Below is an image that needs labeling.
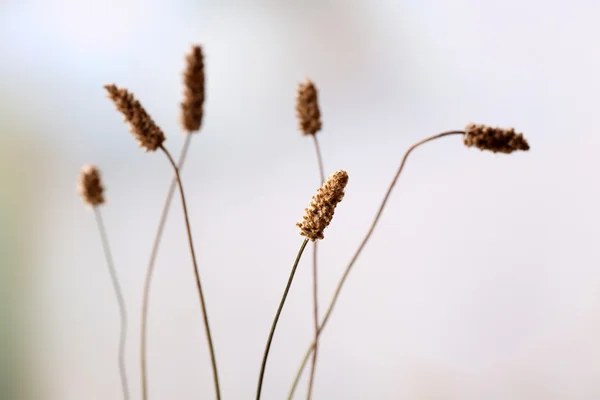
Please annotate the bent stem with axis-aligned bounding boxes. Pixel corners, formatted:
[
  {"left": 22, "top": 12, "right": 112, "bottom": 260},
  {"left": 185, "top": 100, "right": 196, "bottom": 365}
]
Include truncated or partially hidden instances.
[
  {"left": 93, "top": 207, "right": 130, "bottom": 400},
  {"left": 256, "top": 238, "right": 310, "bottom": 400},
  {"left": 287, "top": 130, "right": 465, "bottom": 399},
  {"left": 307, "top": 134, "right": 325, "bottom": 400},
  {"left": 140, "top": 134, "right": 193, "bottom": 400},
  {"left": 160, "top": 144, "right": 222, "bottom": 400}
]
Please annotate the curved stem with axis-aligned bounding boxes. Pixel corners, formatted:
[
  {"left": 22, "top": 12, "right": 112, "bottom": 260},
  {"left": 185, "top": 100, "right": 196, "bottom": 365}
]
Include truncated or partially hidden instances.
[
  {"left": 307, "top": 134, "right": 325, "bottom": 400},
  {"left": 287, "top": 130, "right": 465, "bottom": 399},
  {"left": 160, "top": 144, "right": 222, "bottom": 400},
  {"left": 93, "top": 207, "right": 130, "bottom": 400},
  {"left": 140, "top": 134, "right": 192, "bottom": 400},
  {"left": 256, "top": 238, "right": 310, "bottom": 400}
]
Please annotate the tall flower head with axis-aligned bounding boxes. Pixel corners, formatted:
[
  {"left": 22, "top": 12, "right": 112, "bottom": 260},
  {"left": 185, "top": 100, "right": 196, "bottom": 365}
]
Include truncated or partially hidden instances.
[
  {"left": 464, "top": 123, "right": 529, "bottom": 154},
  {"left": 104, "top": 84, "right": 166, "bottom": 152},
  {"left": 296, "top": 79, "right": 322, "bottom": 136},
  {"left": 78, "top": 164, "right": 105, "bottom": 207},
  {"left": 181, "top": 45, "right": 205, "bottom": 132},
  {"left": 297, "top": 170, "right": 349, "bottom": 241}
]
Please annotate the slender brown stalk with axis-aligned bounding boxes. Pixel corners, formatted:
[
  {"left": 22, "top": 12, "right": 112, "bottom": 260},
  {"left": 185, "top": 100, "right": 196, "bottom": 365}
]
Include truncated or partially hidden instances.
[
  {"left": 307, "top": 134, "right": 325, "bottom": 400},
  {"left": 256, "top": 238, "right": 310, "bottom": 400},
  {"left": 140, "top": 134, "right": 193, "bottom": 400},
  {"left": 311, "top": 135, "right": 325, "bottom": 185},
  {"left": 93, "top": 207, "right": 130, "bottom": 400},
  {"left": 160, "top": 144, "right": 221, "bottom": 400},
  {"left": 287, "top": 130, "right": 465, "bottom": 399}
]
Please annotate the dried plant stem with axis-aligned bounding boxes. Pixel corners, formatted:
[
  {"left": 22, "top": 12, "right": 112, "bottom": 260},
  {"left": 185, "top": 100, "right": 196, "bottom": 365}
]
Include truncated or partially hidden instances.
[
  {"left": 256, "top": 238, "right": 310, "bottom": 400},
  {"left": 311, "top": 135, "right": 325, "bottom": 185},
  {"left": 287, "top": 130, "right": 465, "bottom": 399},
  {"left": 93, "top": 207, "right": 130, "bottom": 400},
  {"left": 160, "top": 144, "right": 221, "bottom": 400},
  {"left": 307, "top": 135, "right": 325, "bottom": 400},
  {"left": 140, "top": 134, "right": 193, "bottom": 400}
]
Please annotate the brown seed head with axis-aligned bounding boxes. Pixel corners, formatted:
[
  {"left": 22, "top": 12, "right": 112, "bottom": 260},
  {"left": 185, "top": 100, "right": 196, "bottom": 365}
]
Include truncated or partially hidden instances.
[
  {"left": 181, "top": 45, "right": 205, "bottom": 132},
  {"left": 297, "top": 170, "right": 348, "bottom": 241},
  {"left": 104, "top": 84, "right": 165, "bottom": 152},
  {"left": 464, "top": 123, "right": 530, "bottom": 154},
  {"left": 78, "top": 164, "right": 105, "bottom": 207},
  {"left": 296, "top": 79, "right": 322, "bottom": 135}
]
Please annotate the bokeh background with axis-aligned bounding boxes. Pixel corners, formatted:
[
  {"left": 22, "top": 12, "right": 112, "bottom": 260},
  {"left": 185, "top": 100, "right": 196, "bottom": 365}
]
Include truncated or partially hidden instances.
[{"left": 2, "top": 0, "right": 600, "bottom": 399}]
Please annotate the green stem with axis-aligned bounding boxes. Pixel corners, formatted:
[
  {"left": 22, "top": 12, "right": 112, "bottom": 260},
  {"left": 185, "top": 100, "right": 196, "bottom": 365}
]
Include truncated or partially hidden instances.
[{"left": 256, "top": 238, "right": 310, "bottom": 400}]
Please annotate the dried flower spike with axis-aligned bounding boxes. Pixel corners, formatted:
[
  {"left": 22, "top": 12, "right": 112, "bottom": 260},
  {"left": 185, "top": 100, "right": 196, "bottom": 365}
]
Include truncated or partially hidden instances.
[
  {"left": 464, "top": 123, "right": 530, "bottom": 154},
  {"left": 297, "top": 170, "right": 348, "bottom": 241},
  {"left": 296, "top": 79, "right": 322, "bottom": 136},
  {"left": 78, "top": 164, "right": 105, "bottom": 207},
  {"left": 181, "top": 45, "right": 205, "bottom": 132},
  {"left": 104, "top": 84, "right": 165, "bottom": 152}
]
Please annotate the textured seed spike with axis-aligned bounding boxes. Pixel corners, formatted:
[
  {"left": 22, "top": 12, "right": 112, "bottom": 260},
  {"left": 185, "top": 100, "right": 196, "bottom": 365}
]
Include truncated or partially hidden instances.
[
  {"left": 296, "top": 79, "right": 322, "bottom": 136},
  {"left": 297, "top": 170, "right": 348, "bottom": 241},
  {"left": 104, "top": 84, "right": 166, "bottom": 152},
  {"left": 181, "top": 45, "right": 205, "bottom": 132},
  {"left": 464, "top": 123, "right": 530, "bottom": 154},
  {"left": 78, "top": 164, "right": 105, "bottom": 207}
]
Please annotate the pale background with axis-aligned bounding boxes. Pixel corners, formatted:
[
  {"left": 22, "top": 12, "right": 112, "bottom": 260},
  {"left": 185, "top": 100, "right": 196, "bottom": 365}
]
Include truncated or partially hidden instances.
[{"left": 1, "top": 0, "right": 600, "bottom": 399}]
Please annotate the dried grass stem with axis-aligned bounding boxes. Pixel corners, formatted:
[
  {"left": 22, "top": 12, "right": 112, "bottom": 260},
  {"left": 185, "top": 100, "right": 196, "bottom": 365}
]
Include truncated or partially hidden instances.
[{"left": 287, "top": 130, "right": 465, "bottom": 399}]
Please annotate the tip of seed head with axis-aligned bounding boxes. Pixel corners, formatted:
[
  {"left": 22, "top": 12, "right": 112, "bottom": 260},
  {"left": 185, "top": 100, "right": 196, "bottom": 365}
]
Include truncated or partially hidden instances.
[
  {"left": 78, "top": 164, "right": 105, "bottom": 207},
  {"left": 181, "top": 45, "right": 205, "bottom": 133},
  {"left": 464, "top": 123, "right": 530, "bottom": 154},
  {"left": 297, "top": 170, "right": 348, "bottom": 241},
  {"left": 104, "top": 84, "right": 166, "bottom": 152},
  {"left": 296, "top": 78, "right": 322, "bottom": 136}
]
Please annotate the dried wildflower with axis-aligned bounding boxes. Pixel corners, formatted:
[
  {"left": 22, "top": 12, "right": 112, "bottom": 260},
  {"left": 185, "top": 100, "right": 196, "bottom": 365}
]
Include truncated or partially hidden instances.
[
  {"left": 464, "top": 123, "right": 529, "bottom": 154},
  {"left": 78, "top": 164, "right": 105, "bottom": 207},
  {"left": 297, "top": 170, "right": 348, "bottom": 241},
  {"left": 181, "top": 45, "right": 205, "bottom": 132},
  {"left": 104, "top": 84, "right": 165, "bottom": 151},
  {"left": 296, "top": 79, "right": 322, "bottom": 136}
]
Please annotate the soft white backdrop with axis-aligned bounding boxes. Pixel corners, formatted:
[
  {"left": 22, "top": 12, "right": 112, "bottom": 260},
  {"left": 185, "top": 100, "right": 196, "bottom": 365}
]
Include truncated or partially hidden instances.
[{"left": 1, "top": 0, "right": 600, "bottom": 399}]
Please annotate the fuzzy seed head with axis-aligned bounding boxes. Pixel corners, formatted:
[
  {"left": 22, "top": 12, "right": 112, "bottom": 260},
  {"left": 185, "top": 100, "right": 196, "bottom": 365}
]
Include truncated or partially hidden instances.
[
  {"left": 464, "top": 123, "right": 530, "bottom": 154},
  {"left": 78, "top": 164, "right": 105, "bottom": 207},
  {"left": 104, "top": 84, "right": 165, "bottom": 152},
  {"left": 297, "top": 170, "right": 348, "bottom": 241},
  {"left": 296, "top": 79, "right": 322, "bottom": 135},
  {"left": 181, "top": 45, "right": 205, "bottom": 132}
]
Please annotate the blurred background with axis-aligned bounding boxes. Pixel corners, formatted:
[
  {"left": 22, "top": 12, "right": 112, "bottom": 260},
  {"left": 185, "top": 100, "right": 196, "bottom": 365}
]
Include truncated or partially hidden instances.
[{"left": 1, "top": 0, "right": 600, "bottom": 399}]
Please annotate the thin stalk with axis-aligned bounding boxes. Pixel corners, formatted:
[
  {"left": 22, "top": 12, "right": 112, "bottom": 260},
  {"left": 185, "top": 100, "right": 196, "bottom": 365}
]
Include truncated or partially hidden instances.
[
  {"left": 160, "top": 144, "right": 221, "bottom": 400},
  {"left": 307, "top": 134, "right": 325, "bottom": 400},
  {"left": 93, "top": 207, "right": 130, "bottom": 400},
  {"left": 256, "top": 238, "right": 310, "bottom": 400},
  {"left": 287, "top": 130, "right": 465, "bottom": 399},
  {"left": 311, "top": 135, "right": 325, "bottom": 185},
  {"left": 140, "top": 134, "right": 192, "bottom": 400}
]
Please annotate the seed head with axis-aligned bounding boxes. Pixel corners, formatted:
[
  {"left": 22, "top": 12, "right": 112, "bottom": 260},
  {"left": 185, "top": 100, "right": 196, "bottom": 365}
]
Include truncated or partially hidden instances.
[
  {"left": 104, "top": 84, "right": 166, "bottom": 152},
  {"left": 464, "top": 123, "right": 530, "bottom": 154},
  {"left": 297, "top": 170, "right": 348, "bottom": 241},
  {"left": 78, "top": 164, "right": 105, "bottom": 207},
  {"left": 296, "top": 79, "right": 322, "bottom": 135},
  {"left": 181, "top": 45, "right": 205, "bottom": 132}
]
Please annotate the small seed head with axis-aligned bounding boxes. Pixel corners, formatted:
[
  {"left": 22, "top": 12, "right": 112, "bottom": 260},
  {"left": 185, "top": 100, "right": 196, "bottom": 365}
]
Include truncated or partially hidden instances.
[
  {"left": 464, "top": 123, "right": 530, "bottom": 154},
  {"left": 181, "top": 45, "right": 205, "bottom": 133},
  {"left": 297, "top": 170, "right": 348, "bottom": 241},
  {"left": 104, "top": 84, "right": 166, "bottom": 152},
  {"left": 296, "top": 79, "right": 322, "bottom": 136},
  {"left": 78, "top": 164, "right": 105, "bottom": 207}
]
